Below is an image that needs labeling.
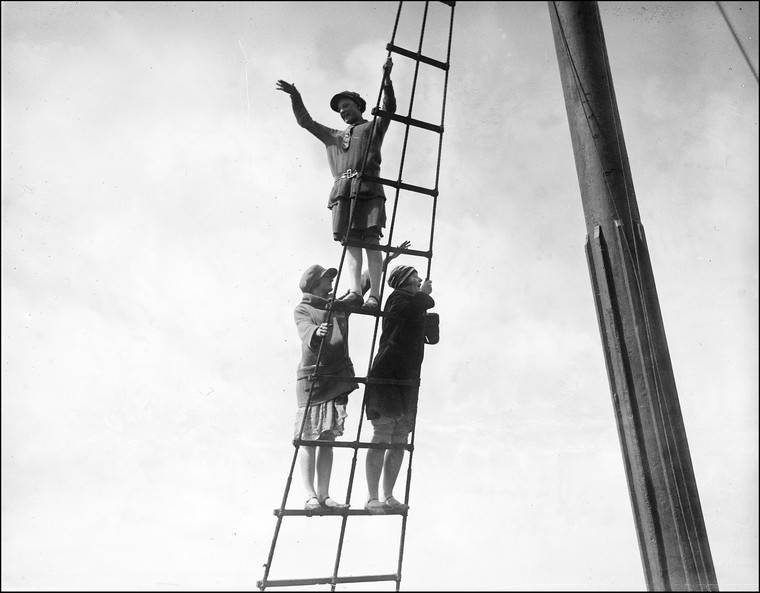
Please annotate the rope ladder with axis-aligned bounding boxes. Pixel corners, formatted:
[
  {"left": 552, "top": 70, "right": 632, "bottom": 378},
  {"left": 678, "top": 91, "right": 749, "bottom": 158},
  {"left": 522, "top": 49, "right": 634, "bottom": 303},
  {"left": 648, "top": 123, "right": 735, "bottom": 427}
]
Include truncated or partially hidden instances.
[{"left": 258, "top": 2, "right": 456, "bottom": 589}]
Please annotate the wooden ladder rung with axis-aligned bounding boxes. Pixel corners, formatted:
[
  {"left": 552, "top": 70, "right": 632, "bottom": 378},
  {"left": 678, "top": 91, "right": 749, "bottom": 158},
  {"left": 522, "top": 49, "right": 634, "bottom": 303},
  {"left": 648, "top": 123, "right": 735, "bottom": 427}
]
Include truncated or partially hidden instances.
[
  {"left": 292, "top": 438, "right": 413, "bottom": 452},
  {"left": 274, "top": 507, "right": 408, "bottom": 517},
  {"left": 258, "top": 573, "right": 399, "bottom": 589},
  {"left": 361, "top": 174, "right": 439, "bottom": 198},
  {"left": 386, "top": 42, "right": 449, "bottom": 71},
  {"left": 341, "top": 236, "right": 433, "bottom": 256},
  {"left": 372, "top": 108, "right": 443, "bottom": 134}
]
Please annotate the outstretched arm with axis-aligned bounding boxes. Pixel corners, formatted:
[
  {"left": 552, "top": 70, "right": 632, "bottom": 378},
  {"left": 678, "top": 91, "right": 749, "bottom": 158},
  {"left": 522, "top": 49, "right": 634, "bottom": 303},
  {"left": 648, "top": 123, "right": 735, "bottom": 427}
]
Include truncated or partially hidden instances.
[
  {"left": 383, "top": 58, "right": 395, "bottom": 99},
  {"left": 359, "top": 240, "right": 411, "bottom": 297},
  {"left": 383, "top": 240, "right": 411, "bottom": 272},
  {"left": 276, "top": 79, "right": 335, "bottom": 144},
  {"left": 276, "top": 79, "right": 305, "bottom": 120},
  {"left": 383, "top": 57, "right": 395, "bottom": 87},
  {"left": 380, "top": 58, "right": 397, "bottom": 124}
]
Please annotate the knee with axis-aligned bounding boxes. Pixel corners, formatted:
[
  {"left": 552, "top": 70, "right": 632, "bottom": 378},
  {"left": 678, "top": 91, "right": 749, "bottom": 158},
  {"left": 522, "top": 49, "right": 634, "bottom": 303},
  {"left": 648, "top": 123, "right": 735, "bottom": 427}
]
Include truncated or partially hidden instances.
[
  {"left": 391, "top": 428, "right": 410, "bottom": 444},
  {"left": 371, "top": 429, "right": 393, "bottom": 443}
]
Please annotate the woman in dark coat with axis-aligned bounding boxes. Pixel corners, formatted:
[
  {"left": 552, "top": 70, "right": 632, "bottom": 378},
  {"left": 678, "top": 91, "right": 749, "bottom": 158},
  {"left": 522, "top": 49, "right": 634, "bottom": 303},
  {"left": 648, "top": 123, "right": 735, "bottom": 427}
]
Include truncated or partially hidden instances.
[{"left": 363, "top": 265, "right": 435, "bottom": 513}]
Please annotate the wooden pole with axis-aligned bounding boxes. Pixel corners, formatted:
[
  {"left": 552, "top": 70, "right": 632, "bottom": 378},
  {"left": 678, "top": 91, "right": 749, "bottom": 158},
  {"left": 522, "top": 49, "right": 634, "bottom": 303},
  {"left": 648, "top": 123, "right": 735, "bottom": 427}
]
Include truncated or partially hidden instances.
[{"left": 547, "top": 2, "right": 718, "bottom": 590}]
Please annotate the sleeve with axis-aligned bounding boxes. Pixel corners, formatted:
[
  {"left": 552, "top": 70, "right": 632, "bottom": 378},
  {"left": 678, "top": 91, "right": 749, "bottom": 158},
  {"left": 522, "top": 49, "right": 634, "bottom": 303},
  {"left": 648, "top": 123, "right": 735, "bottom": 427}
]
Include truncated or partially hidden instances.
[
  {"left": 376, "top": 82, "right": 397, "bottom": 137},
  {"left": 383, "top": 82, "right": 397, "bottom": 115},
  {"left": 294, "top": 305, "right": 319, "bottom": 351},
  {"left": 290, "top": 93, "right": 339, "bottom": 146},
  {"left": 385, "top": 291, "right": 435, "bottom": 320}
]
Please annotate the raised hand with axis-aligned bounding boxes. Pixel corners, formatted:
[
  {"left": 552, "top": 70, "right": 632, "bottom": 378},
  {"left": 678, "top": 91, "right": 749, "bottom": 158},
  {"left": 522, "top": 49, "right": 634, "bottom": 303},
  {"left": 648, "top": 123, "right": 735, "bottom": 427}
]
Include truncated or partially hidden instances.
[
  {"left": 383, "top": 57, "right": 394, "bottom": 76},
  {"left": 382, "top": 58, "right": 393, "bottom": 86},
  {"left": 386, "top": 240, "right": 410, "bottom": 264},
  {"left": 276, "top": 80, "right": 298, "bottom": 95}
]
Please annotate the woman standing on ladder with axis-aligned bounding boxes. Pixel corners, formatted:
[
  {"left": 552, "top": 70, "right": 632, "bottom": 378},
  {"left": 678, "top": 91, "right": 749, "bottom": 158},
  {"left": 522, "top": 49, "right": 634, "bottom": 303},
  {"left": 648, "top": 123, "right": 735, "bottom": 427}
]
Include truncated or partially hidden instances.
[
  {"left": 293, "top": 264, "right": 359, "bottom": 512},
  {"left": 364, "top": 265, "right": 435, "bottom": 513},
  {"left": 276, "top": 58, "right": 396, "bottom": 313}
]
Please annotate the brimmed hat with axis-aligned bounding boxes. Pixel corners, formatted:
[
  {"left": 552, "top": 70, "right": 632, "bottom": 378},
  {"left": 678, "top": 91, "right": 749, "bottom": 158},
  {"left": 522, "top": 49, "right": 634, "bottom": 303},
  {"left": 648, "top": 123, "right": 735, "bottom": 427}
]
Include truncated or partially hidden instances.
[
  {"left": 299, "top": 264, "right": 337, "bottom": 293},
  {"left": 330, "top": 90, "right": 366, "bottom": 113},
  {"left": 388, "top": 265, "right": 416, "bottom": 289}
]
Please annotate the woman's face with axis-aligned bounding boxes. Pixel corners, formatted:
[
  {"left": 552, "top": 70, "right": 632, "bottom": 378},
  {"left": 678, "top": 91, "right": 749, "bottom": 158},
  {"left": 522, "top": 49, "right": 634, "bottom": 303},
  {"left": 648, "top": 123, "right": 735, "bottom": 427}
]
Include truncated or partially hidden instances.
[
  {"left": 337, "top": 98, "right": 363, "bottom": 125},
  {"left": 404, "top": 271, "right": 422, "bottom": 294}
]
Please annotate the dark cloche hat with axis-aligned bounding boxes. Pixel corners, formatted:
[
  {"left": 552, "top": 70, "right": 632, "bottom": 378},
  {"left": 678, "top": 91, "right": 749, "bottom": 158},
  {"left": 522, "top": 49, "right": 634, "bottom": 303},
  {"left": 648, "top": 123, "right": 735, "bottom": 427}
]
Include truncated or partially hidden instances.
[
  {"left": 388, "top": 265, "right": 416, "bottom": 289},
  {"left": 330, "top": 91, "right": 366, "bottom": 113}
]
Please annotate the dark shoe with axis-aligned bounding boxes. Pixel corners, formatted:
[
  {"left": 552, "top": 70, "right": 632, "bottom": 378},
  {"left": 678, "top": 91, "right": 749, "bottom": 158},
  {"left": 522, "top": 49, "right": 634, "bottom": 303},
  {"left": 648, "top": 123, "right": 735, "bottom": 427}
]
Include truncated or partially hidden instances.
[
  {"left": 331, "top": 291, "right": 363, "bottom": 311},
  {"left": 383, "top": 496, "right": 409, "bottom": 512},
  {"left": 361, "top": 295, "right": 380, "bottom": 312}
]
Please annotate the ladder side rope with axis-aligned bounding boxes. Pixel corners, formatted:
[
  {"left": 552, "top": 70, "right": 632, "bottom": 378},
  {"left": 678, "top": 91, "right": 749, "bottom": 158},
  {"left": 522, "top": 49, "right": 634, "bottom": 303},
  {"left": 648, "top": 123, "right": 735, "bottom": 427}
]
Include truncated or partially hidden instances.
[
  {"left": 324, "top": 2, "right": 408, "bottom": 590},
  {"left": 260, "top": 23, "right": 401, "bottom": 576},
  {"left": 389, "top": 5, "right": 458, "bottom": 588},
  {"left": 382, "top": 5, "right": 434, "bottom": 590},
  {"left": 328, "top": 0, "right": 423, "bottom": 457},
  {"left": 425, "top": 1, "right": 456, "bottom": 281},
  {"left": 334, "top": 2, "right": 457, "bottom": 588},
  {"left": 308, "top": 6, "right": 415, "bottom": 586},
  {"left": 333, "top": 0, "right": 454, "bottom": 584},
  {"left": 328, "top": 0, "right": 425, "bottom": 586},
  {"left": 348, "top": 0, "right": 435, "bottom": 502},
  {"left": 715, "top": 0, "right": 759, "bottom": 83},
  {"left": 259, "top": 283, "right": 345, "bottom": 588}
]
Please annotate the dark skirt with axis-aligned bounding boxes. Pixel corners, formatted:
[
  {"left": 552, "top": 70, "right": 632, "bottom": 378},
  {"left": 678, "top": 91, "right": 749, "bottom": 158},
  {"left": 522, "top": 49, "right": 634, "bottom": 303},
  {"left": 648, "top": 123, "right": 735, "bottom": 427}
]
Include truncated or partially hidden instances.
[{"left": 331, "top": 196, "right": 386, "bottom": 241}]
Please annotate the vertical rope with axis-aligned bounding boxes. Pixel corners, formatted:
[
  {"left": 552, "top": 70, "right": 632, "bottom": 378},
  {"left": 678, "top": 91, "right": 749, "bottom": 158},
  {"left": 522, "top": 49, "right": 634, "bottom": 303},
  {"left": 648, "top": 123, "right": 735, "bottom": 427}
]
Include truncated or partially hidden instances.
[
  {"left": 425, "top": 1, "right": 455, "bottom": 281},
  {"left": 715, "top": 0, "right": 759, "bottom": 83},
  {"left": 328, "top": 4, "right": 408, "bottom": 590}
]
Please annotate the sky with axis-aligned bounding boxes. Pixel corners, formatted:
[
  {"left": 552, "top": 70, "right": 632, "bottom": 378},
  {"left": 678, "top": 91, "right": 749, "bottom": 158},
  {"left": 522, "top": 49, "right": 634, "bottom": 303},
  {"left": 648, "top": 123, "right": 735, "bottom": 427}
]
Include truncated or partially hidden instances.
[{"left": 1, "top": 1, "right": 757, "bottom": 591}]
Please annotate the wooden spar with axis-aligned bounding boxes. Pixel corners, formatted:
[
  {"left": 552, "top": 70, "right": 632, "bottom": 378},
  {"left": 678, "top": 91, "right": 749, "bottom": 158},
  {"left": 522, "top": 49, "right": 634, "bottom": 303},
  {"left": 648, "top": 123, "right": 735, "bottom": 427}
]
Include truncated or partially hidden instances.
[{"left": 547, "top": 2, "right": 719, "bottom": 590}]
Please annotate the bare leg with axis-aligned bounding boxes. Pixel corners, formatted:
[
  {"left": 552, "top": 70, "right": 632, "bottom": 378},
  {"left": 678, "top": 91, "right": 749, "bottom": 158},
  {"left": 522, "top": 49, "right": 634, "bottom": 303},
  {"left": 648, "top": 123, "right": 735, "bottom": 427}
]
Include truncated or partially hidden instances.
[
  {"left": 300, "top": 446, "right": 318, "bottom": 500},
  {"left": 345, "top": 245, "right": 363, "bottom": 295},
  {"left": 366, "top": 434, "right": 390, "bottom": 502},
  {"left": 382, "top": 449, "right": 405, "bottom": 500},
  {"left": 315, "top": 444, "right": 334, "bottom": 501},
  {"left": 365, "top": 241, "right": 383, "bottom": 301}
]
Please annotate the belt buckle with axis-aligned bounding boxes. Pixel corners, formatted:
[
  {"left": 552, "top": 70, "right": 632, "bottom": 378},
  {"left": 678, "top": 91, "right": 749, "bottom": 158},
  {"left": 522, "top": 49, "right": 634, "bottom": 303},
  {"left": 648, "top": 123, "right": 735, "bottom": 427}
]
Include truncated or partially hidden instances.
[{"left": 345, "top": 169, "right": 353, "bottom": 178}]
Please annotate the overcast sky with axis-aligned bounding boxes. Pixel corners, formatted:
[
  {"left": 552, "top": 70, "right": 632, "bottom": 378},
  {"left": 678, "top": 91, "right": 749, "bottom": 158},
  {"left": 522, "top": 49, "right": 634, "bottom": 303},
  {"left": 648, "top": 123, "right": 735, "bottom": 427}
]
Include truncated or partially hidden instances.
[{"left": 2, "top": 1, "right": 757, "bottom": 591}]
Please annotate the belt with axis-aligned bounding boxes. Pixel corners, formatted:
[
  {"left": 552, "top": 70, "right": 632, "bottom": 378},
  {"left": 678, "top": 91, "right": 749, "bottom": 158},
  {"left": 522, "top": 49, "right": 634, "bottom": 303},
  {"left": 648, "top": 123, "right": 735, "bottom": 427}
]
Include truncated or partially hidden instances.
[{"left": 335, "top": 169, "right": 362, "bottom": 181}]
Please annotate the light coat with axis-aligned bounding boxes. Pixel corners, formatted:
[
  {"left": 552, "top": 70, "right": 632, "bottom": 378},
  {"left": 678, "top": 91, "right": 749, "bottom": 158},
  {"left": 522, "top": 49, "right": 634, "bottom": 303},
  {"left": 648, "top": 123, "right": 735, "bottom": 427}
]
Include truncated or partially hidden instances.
[{"left": 294, "top": 293, "right": 358, "bottom": 407}]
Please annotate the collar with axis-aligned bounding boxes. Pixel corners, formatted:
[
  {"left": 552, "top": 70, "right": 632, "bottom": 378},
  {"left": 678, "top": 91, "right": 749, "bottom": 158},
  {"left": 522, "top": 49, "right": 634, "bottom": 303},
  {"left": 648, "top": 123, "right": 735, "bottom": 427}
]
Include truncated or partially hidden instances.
[
  {"left": 300, "top": 293, "right": 330, "bottom": 309},
  {"left": 344, "top": 118, "right": 367, "bottom": 129}
]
